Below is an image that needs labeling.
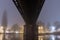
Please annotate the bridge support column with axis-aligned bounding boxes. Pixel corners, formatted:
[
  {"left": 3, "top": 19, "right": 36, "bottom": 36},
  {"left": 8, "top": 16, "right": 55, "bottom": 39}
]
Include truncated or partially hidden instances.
[{"left": 24, "top": 24, "right": 38, "bottom": 40}]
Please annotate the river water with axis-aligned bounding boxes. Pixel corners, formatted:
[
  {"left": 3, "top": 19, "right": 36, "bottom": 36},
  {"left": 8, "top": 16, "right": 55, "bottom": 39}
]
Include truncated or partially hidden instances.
[
  {"left": 0, "top": 34, "right": 60, "bottom": 40},
  {"left": 38, "top": 35, "right": 60, "bottom": 40},
  {"left": 0, "top": 33, "right": 23, "bottom": 40}
]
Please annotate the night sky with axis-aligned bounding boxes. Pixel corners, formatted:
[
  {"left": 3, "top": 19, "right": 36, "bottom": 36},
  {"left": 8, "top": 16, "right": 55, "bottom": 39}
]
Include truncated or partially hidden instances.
[
  {"left": 0, "top": 0, "right": 60, "bottom": 27},
  {"left": 0, "top": 0, "right": 25, "bottom": 27},
  {"left": 37, "top": 0, "right": 60, "bottom": 26}
]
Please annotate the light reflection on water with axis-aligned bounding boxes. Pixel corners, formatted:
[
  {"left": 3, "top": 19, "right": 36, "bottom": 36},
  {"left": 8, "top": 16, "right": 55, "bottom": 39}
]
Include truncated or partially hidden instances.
[
  {"left": 0, "top": 34, "right": 60, "bottom": 40},
  {"left": 38, "top": 35, "right": 60, "bottom": 40},
  {"left": 0, "top": 34, "right": 3, "bottom": 40},
  {"left": 0, "top": 33, "right": 23, "bottom": 40}
]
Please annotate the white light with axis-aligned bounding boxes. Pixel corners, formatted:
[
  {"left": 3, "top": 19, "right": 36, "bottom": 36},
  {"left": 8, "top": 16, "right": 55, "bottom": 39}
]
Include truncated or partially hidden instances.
[
  {"left": 50, "top": 35, "right": 55, "bottom": 40},
  {"left": 50, "top": 26, "right": 56, "bottom": 32},
  {"left": 0, "top": 27, "right": 3, "bottom": 29},
  {"left": 15, "top": 31, "right": 19, "bottom": 33},
  {"left": 0, "top": 26, "right": 4, "bottom": 33},
  {"left": 6, "top": 31, "right": 9, "bottom": 33}
]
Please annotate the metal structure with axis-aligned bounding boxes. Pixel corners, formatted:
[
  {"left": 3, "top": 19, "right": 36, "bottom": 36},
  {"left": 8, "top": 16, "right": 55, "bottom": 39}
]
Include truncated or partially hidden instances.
[{"left": 12, "top": 0, "right": 45, "bottom": 40}]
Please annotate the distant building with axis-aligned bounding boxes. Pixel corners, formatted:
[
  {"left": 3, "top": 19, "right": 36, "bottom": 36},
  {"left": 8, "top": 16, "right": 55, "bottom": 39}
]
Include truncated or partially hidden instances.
[{"left": 1, "top": 10, "right": 7, "bottom": 33}]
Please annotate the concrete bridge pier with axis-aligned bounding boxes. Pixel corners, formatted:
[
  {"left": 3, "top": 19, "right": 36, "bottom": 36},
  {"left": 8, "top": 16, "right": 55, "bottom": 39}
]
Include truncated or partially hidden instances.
[{"left": 24, "top": 24, "right": 38, "bottom": 40}]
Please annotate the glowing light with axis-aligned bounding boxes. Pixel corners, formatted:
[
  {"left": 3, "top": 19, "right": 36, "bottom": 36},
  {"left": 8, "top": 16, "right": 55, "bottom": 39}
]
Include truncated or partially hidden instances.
[
  {"left": 15, "top": 31, "right": 19, "bottom": 33},
  {"left": 50, "top": 26, "right": 56, "bottom": 32},
  {"left": 38, "top": 26, "right": 44, "bottom": 33},
  {"left": 20, "top": 26, "right": 24, "bottom": 33},
  {"left": 0, "top": 26, "right": 3, "bottom": 29},
  {"left": 0, "top": 26, "right": 4, "bottom": 33},
  {"left": 6, "top": 31, "right": 9, "bottom": 33},
  {"left": 38, "top": 36, "right": 44, "bottom": 40},
  {"left": 50, "top": 35, "right": 55, "bottom": 40},
  {"left": 0, "top": 34, "right": 3, "bottom": 40},
  {"left": 38, "top": 26, "right": 43, "bottom": 29}
]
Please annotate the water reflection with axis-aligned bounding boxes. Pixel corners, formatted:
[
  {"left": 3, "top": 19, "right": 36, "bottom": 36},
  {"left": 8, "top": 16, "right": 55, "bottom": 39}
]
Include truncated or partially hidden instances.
[
  {"left": 0, "top": 34, "right": 3, "bottom": 40},
  {"left": 38, "top": 35, "right": 60, "bottom": 40},
  {"left": 0, "top": 33, "right": 23, "bottom": 40},
  {"left": 1, "top": 34, "right": 60, "bottom": 40},
  {"left": 49, "top": 35, "right": 56, "bottom": 40}
]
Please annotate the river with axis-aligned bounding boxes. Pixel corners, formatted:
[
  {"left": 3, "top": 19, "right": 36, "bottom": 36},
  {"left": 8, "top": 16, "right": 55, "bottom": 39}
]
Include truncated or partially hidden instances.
[{"left": 0, "top": 34, "right": 60, "bottom": 40}]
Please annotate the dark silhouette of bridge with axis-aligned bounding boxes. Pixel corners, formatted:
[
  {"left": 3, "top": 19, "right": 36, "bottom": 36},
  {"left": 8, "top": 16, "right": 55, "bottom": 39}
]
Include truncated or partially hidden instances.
[{"left": 13, "top": 0, "right": 45, "bottom": 40}]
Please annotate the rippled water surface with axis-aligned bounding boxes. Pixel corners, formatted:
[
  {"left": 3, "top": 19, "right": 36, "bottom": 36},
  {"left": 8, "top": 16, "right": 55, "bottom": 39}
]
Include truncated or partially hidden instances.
[
  {"left": 0, "top": 34, "right": 60, "bottom": 40},
  {"left": 38, "top": 35, "right": 60, "bottom": 40},
  {"left": 0, "top": 33, "right": 23, "bottom": 40}
]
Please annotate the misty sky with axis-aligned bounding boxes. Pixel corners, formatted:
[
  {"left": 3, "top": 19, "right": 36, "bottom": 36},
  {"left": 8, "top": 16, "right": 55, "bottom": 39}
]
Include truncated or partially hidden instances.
[
  {"left": 37, "top": 0, "right": 60, "bottom": 26},
  {"left": 0, "top": 0, "right": 60, "bottom": 27},
  {"left": 0, "top": 0, "right": 25, "bottom": 27}
]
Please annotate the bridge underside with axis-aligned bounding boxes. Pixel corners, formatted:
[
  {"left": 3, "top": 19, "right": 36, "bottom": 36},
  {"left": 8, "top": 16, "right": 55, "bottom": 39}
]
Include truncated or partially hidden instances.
[{"left": 12, "top": 0, "right": 45, "bottom": 40}]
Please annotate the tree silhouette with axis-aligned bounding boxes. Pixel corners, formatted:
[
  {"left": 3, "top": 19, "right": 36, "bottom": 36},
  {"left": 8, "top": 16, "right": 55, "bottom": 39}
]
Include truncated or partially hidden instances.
[
  {"left": 11, "top": 24, "right": 20, "bottom": 33},
  {"left": 11, "top": 24, "right": 21, "bottom": 40},
  {"left": 54, "top": 21, "right": 60, "bottom": 30},
  {"left": 37, "top": 21, "right": 45, "bottom": 26},
  {"left": 46, "top": 22, "right": 51, "bottom": 31}
]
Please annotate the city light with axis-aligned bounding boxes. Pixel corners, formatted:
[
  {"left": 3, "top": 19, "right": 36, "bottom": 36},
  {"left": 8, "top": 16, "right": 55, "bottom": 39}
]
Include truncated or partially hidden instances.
[
  {"left": 50, "top": 35, "right": 56, "bottom": 40},
  {"left": 20, "top": 26, "right": 24, "bottom": 33},
  {"left": 15, "top": 31, "right": 19, "bottom": 33},
  {"left": 50, "top": 26, "right": 56, "bottom": 33},
  {"left": 5, "top": 31, "right": 9, "bottom": 33},
  {"left": 0, "top": 26, "right": 4, "bottom": 33},
  {"left": 38, "top": 26, "right": 45, "bottom": 33},
  {"left": 38, "top": 36, "right": 44, "bottom": 40},
  {"left": 0, "top": 34, "right": 3, "bottom": 40}
]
